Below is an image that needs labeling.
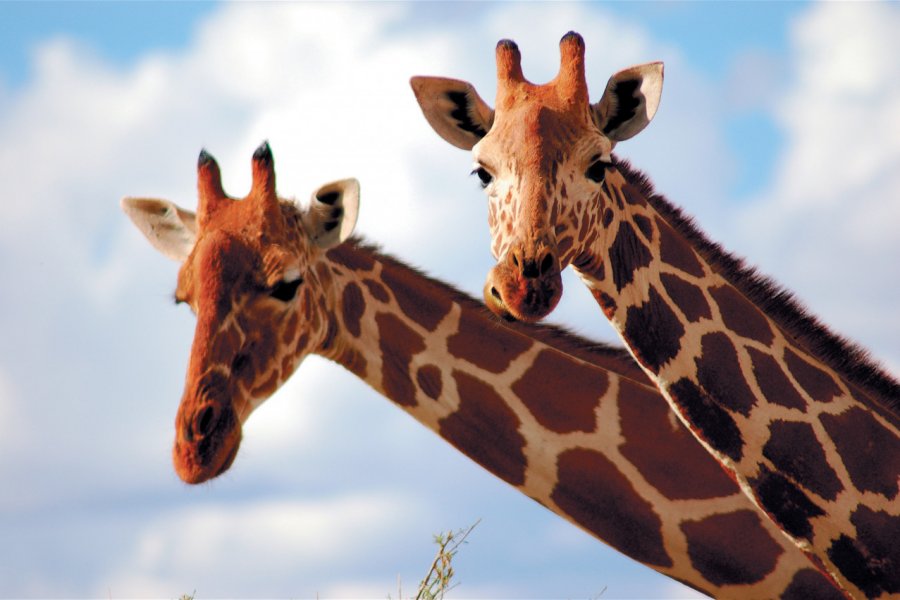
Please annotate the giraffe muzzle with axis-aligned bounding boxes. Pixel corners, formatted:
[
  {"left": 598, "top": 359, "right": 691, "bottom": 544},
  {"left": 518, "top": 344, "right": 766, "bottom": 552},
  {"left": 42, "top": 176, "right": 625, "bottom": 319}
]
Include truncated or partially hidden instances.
[{"left": 484, "top": 255, "right": 562, "bottom": 323}]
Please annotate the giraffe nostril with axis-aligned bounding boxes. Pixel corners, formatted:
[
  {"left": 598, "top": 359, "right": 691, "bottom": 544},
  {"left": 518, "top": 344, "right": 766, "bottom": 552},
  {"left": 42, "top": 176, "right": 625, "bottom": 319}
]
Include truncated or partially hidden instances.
[
  {"left": 195, "top": 406, "right": 216, "bottom": 438},
  {"left": 490, "top": 286, "right": 502, "bottom": 300},
  {"left": 539, "top": 252, "right": 554, "bottom": 275}
]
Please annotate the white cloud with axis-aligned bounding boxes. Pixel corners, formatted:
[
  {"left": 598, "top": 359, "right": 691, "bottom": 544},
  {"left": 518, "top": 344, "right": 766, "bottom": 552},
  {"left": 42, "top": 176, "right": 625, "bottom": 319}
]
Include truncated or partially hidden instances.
[{"left": 729, "top": 2, "right": 900, "bottom": 372}]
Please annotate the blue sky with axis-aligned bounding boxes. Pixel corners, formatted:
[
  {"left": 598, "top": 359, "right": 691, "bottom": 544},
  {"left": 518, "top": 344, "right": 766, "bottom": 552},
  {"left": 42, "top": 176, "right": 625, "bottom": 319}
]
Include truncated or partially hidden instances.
[{"left": 0, "top": 2, "right": 897, "bottom": 598}]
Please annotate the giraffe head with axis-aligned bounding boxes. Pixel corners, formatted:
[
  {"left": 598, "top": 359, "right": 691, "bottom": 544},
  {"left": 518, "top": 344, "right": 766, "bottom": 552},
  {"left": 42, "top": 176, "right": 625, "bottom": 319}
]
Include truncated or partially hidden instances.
[
  {"left": 412, "top": 32, "right": 662, "bottom": 321},
  {"left": 122, "top": 142, "right": 359, "bottom": 483}
]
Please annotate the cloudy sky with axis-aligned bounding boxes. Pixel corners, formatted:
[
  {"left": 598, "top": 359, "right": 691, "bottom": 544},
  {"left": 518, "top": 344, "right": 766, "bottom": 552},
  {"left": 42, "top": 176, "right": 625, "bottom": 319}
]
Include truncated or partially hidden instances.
[{"left": 0, "top": 2, "right": 897, "bottom": 598}]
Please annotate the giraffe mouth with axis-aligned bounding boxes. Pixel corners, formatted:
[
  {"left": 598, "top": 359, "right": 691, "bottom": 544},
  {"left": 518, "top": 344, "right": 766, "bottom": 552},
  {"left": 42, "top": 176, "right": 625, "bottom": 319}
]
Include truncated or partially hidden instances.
[{"left": 484, "top": 262, "right": 562, "bottom": 323}]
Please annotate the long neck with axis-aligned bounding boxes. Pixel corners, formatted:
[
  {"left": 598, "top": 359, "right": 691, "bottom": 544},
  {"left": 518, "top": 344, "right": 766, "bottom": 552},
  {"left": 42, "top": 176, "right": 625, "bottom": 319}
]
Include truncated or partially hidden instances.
[
  {"left": 309, "top": 238, "right": 841, "bottom": 598},
  {"left": 576, "top": 163, "right": 900, "bottom": 599}
]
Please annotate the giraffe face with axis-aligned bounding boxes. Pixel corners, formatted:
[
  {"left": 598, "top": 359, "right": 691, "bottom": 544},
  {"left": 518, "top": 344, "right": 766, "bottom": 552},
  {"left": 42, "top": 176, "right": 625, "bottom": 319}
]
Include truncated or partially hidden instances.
[
  {"left": 412, "top": 32, "right": 662, "bottom": 321},
  {"left": 123, "top": 143, "right": 359, "bottom": 483}
]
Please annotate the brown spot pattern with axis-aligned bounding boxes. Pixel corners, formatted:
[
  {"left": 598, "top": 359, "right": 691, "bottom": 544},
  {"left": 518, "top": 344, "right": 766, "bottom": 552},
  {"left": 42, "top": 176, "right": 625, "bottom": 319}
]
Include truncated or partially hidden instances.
[
  {"left": 708, "top": 285, "right": 774, "bottom": 345},
  {"left": 828, "top": 507, "right": 900, "bottom": 596},
  {"left": 695, "top": 332, "right": 758, "bottom": 416},
  {"left": 747, "top": 347, "right": 807, "bottom": 411},
  {"left": 381, "top": 267, "right": 453, "bottom": 332},
  {"left": 439, "top": 370, "right": 527, "bottom": 486},
  {"left": 376, "top": 312, "right": 424, "bottom": 407},
  {"left": 632, "top": 213, "right": 653, "bottom": 240},
  {"left": 447, "top": 310, "right": 532, "bottom": 374},
  {"left": 340, "top": 282, "right": 365, "bottom": 338},
  {"left": 668, "top": 378, "right": 744, "bottom": 462},
  {"left": 618, "top": 381, "right": 737, "bottom": 500},
  {"left": 608, "top": 220, "right": 653, "bottom": 292},
  {"left": 762, "top": 420, "right": 844, "bottom": 501},
  {"left": 415, "top": 364, "right": 443, "bottom": 401},
  {"left": 363, "top": 278, "right": 390, "bottom": 303},
  {"left": 511, "top": 349, "right": 605, "bottom": 434},
  {"left": 821, "top": 406, "right": 900, "bottom": 499},
  {"left": 751, "top": 464, "right": 824, "bottom": 541},
  {"left": 328, "top": 245, "right": 375, "bottom": 272},
  {"left": 624, "top": 286, "right": 685, "bottom": 372},
  {"left": 659, "top": 273, "right": 711, "bottom": 323},
  {"left": 657, "top": 218, "right": 705, "bottom": 278},
  {"left": 282, "top": 312, "right": 298, "bottom": 345},
  {"left": 783, "top": 348, "right": 841, "bottom": 403},
  {"left": 681, "top": 510, "right": 783, "bottom": 585},
  {"left": 782, "top": 569, "right": 845, "bottom": 600},
  {"left": 552, "top": 447, "right": 672, "bottom": 568}
]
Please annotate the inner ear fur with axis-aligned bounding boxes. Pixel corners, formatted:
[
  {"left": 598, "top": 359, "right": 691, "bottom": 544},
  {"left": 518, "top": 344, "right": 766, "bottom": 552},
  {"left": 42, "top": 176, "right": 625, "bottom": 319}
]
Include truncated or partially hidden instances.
[
  {"left": 593, "top": 62, "right": 664, "bottom": 142},
  {"left": 410, "top": 76, "right": 494, "bottom": 150},
  {"left": 303, "top": 178, "right": 360, "bottom": 249}
]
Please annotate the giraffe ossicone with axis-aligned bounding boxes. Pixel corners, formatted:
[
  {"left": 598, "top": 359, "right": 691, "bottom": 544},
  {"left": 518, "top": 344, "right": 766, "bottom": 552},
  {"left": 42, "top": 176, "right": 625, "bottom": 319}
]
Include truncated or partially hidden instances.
[
  {"left": 124, "top": 142, "right": 840, "bottom": 598},
  {"left": 412, "top": 31, "right": 900, "bottom": 599}
]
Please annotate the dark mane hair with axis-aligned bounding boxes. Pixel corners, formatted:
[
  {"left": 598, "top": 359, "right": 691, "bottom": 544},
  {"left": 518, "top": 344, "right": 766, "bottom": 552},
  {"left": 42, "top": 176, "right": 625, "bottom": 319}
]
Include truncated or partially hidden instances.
[{"left": 612, "top": 156, "right": 900, "bottom": 419}]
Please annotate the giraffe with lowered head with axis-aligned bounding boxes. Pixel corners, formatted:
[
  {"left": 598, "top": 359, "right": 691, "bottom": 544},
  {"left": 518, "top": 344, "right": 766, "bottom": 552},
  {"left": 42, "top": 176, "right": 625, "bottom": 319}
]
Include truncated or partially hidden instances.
[
  {"left": 122, "top": 142, "right": 840, "bottom": 598},
  {"left": 412, "top": 32, "right": 900, "bottom": 599}
]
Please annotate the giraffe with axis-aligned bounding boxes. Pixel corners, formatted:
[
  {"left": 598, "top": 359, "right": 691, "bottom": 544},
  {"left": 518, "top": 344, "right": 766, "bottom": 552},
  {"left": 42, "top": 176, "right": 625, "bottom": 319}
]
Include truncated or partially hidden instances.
[
  {"left": 121, "top": 142, "right": 841, "bottom": 598},
  {"left": 411, "top": 32, "right": 900, "bottom": 599}
]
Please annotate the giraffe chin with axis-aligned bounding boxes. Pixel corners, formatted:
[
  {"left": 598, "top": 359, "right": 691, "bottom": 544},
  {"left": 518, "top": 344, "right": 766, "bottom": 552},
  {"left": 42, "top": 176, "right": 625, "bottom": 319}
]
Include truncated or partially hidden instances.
[{"left": 484, "top": 263, "right": 562, "bottom": 323}]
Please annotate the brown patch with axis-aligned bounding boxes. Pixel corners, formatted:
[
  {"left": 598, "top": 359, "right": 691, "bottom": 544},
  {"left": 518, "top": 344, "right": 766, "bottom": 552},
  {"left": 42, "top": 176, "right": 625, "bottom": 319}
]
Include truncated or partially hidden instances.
[
  {"left": 668, "top": 378, "right": 744, "bottom": 462},
  {"left": 375, "top": 312, "right": 425, "bottom": 407},
  {"left": 659, "top": 273, "right": 711, "bottom": 323},
  {"left": 320, "top": 313, "right": 339, "bottom": 352},
  {"left": 632, "top": 213, "right": 653, "bottom": 240},
  {"left": 619, "top": 380, "right": 738, "bottom": 500},
  {"left": 295, "top": 333, "right": 309, "bottom": 355},
  {"left": 556, "top": 235, "right": 573, "bottom": 260},
  {"left": 783, "top": 348, "right": 841, "bottom": 403},
  {"left": 340, "top": 282, "right": 365, "bottom": 338},
  {"left": 552, "top": 447, "right": 672, "bottom": 568},
  {"left": 751, "top": 464, "right": 825, "bottom": 541},
  {"left": 511, "top": 349, "right": 605, "bottom": 434},
  {"left": 363, "top": 278, "right": 390, "bottom": 303},
  {"left": 762, "top": 420, "right": 844, "bottom": 501},
  {"left": 590, "top": 288, "right": 617, "bottom": 319},
  {"left": 601, "top": 207, "right": 614, "bottom": 228},
  {"left": 695, "top": 332, "right": 758, "bottom": 416},
  {"left": 608, "top": 219, "right": 652, "bottom": 292},
  {"left": 747, "top": 347, "right": 807, "bottom": 411},
  {"left": 619, "top": 181, "right": 647, "bottom": 206},
  {"left": 415, "top": 364, "right": 442, "bottom": 401},
  {"left": 782, "top": 569, "right": 845, "bottom": 600},
  {"left": 439, "top": 370, "right": 526, "bottom": 486},
  {"left": 282, "top": 312, "right": 299, "bottom": 346},
  {"left": 657, "top": 217, "right": 705, "bottom": 278},
  {"left": 447, "top": 309, "right": 532, "bottom": 373},
  {"left": 328, "top": 244, "right": 375, "bottom": 272},
  {"left": 681, "top": 510, "right": 783, "bottom": 585},
  {"left": 827, "top": 507, "right": 900, "bottom": 597},
  {"left": 821, "top": 406, "right": 900, "bottom": 499},
  {"left": 624, "top": 286, "right": 685, "bottom": 373},
  {"left": 708, "top": 284, "right": 774, "bottom": 346},
  {"left": 381, "top": 266, "right": 452, "bottom": 332}
]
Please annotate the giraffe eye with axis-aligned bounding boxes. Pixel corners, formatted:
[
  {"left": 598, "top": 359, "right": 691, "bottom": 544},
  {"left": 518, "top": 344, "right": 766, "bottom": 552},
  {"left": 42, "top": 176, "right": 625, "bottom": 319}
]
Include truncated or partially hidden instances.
[
  {"left": 270, "top": 278, "right": 302, "bottom": 302},
  {"left": 585, "top": 160, "right": 609, "bottom": 183},
  {"left": 471, "top": 166, "right": 493, "bottom": 188}
]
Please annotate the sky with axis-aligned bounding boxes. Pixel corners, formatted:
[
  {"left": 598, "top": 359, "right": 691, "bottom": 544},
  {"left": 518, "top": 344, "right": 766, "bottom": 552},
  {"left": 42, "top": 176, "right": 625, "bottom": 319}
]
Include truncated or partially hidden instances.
[{"left": 0, "top": 1, "right": 898, "bottom": 598}]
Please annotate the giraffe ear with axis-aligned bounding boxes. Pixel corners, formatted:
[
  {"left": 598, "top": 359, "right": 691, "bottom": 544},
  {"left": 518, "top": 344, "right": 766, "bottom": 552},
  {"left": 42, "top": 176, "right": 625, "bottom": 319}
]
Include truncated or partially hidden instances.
[
  {"left": 593, "top": 62, "right": 663, "bottom": 142},
  {"left": 121, "top": 197, "right": 198, "bottom": 262},
  {"left": 410, "top": 76, "right": 494, "bottom": 150},
  {"left": 303, "top": 178, "right": 360, "bottom": 249}
]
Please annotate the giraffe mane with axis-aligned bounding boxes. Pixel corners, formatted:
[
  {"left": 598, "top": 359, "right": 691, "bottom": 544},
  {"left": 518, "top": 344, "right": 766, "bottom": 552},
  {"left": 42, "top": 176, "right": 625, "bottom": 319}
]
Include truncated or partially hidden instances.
[
  {"left": 612, "top": 156, "right": 900, "bottom": 418},
  {"left": 345, "top": 236, "right": 651, "bottom": 385}
]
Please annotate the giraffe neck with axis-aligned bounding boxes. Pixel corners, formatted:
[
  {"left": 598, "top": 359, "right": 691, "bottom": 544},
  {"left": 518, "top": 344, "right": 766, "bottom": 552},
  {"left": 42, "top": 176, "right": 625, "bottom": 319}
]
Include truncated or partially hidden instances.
[
  {"left": 293, "top": 237, "right": 841, "bottom": 598},
  {"left": 574, "top": 159, "right": 900, "bottom": 599}
]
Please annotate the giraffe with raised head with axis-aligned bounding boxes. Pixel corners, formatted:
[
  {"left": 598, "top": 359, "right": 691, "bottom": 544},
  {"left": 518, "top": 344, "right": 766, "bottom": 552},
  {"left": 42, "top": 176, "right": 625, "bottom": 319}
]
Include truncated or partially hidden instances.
[
  {"left": 123, "top": 142, "right": 839, "bottom": 598},
  {"left": 412, "top": 32, "right": 900, "bottom": 598}
]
